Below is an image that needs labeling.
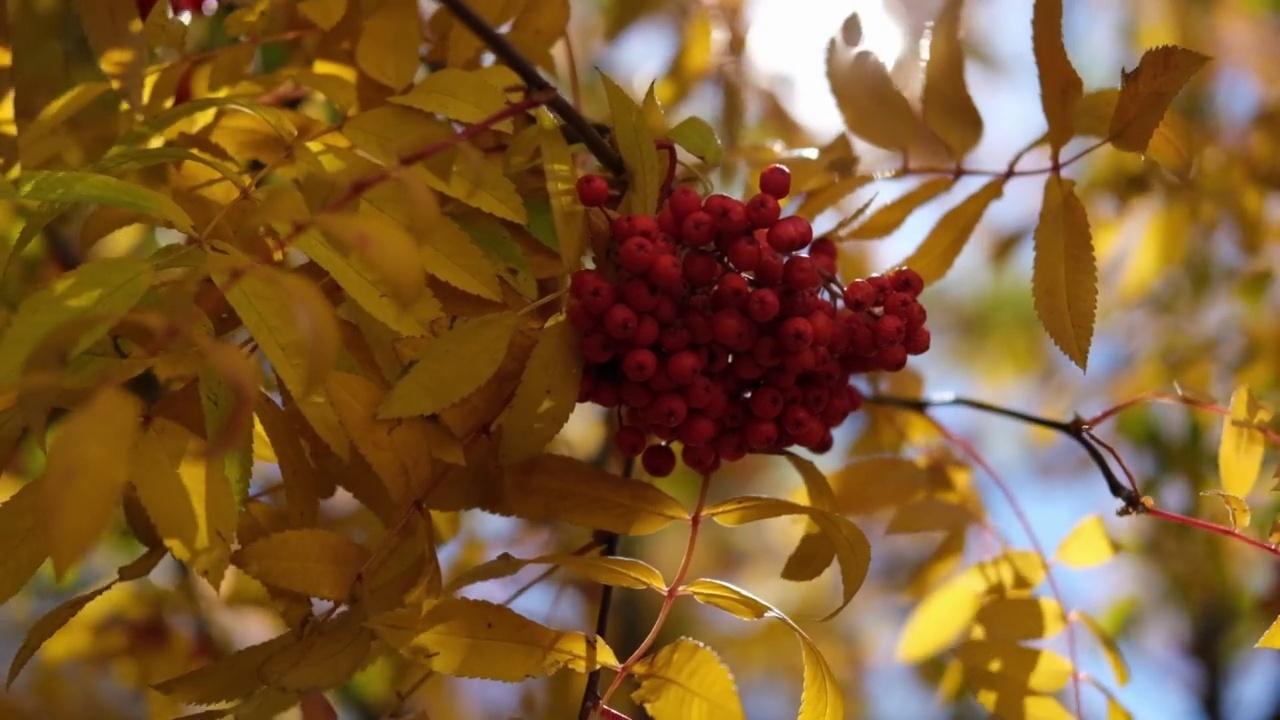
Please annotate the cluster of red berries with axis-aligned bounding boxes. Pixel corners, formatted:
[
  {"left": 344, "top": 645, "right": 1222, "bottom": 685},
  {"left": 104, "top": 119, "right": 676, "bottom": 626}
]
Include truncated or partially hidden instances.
[{"left": 569, "top": 165, "right": 930, "bottom": 478}]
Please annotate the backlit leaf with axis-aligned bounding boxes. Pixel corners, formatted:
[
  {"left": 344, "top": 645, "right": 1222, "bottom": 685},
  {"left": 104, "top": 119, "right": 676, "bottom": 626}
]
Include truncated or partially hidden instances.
[
  {"left": 922, "top": 0, "right": 983, "bottom": 159},
  {"left": 498, "top": 454, "right": 688, "bottom": 535},
  {"left": 703, "top": 495, "right": 870, "bottom": 619},
  {"left": 445, "top": 552, "right": 665, "bottom": 595},
  {"left": 0, "top": 478, "right": 47, "bottom": 604},
  {"left": 830, "top": 456, "right": 931, "bottom": 514},
  {"left": 316, "top": 212, "right": 426, "bottom": 307},
  {"left": 975, "top": 596, "right": 1067, "bottom": 641},
  {"left": 1078, "top": 611, "right": 1130, "bottom": 685},
  {"left": 1109, "top": 45, "right": 1210, "bottom": 152},
  {"left": 1032, "top": 0, "right": 1083, "bottom": 151},
  {"left": 1032, "top": 176, "right": 1097, "bottom": 370},
  {"left": 505, "top": 0, "right": 570, "bottom": 71},
  {"left": 896, "top": 550, "right": 1045, "bottom": 662},
  {"left": 43, "top": 387, "right": 143, "bottom": 579},
  {"left": 327, "top": 371, "right": 434, "bottom": 506},
  {"left": 355, "top": 0, "right": 421, "bottom": 90},
  {"left": 683, "top": 578, "right": 772, "bottom": 620},
  {"left": 233, "top": 529, "right": 371, "bottom": 602},
  {"left": 601, "top": 73, "right": 662, "bottom": 215},
  {"left": 976, "top": 691, "right": 1073, "bottom": 720},
  {"left": 12, "top": 171, "right": 193, "bottom": 232},
  {"left": 1200, "top": 490, "right": 1252, "bottom": 530},
  {"left": 392, "top": 69, "right": 514, "bottom": 130},
  {"left": 845, "top": 178, "right": 955, "bottom": 241},
  {"left": 155, "top": 633, "right": 297, "bottom": 704},
  {"left": 1257, "top": 614, "right": 1280, "bottom": 650},
  {"left": 827, "top": 41, "right": 919, "bottom": 153},
  {"left": 536, "top": 109, "right": 585, "bottom": 270},
  {"left": 1055, "top": 514, "right": 1115, "bottom": 568},
  {"left": 0, "top": 257, "right": 155, "bottom": 390},
  {"left": 886, "top": 498, "right": 977, "bottom": 534},
  {"left": 668, "top": 116, "right": 723, "bottom": 166},
  {"left": 632, "top": 638, "right": 745, "bottom": 720},
  {"left": 370, "top": 598, "right": 618, "bottom": 680},
  {"left": 258, "top": 612, "right": 374, "bottom": 692},
  {"left": 1219, "top": 385, "right": 1273, "bottom": 498},
  {"left": 7, "top": 585, "right": 112, "bottom": 687},
  {"left": 379, "top": 312, "right": 519, "bottom": 418},
  {"left": 497, "top": 314, "right": 582, "bottom": 464},
  {"left": 897, "top": 178, "right": 1005, "bottom": 285}
]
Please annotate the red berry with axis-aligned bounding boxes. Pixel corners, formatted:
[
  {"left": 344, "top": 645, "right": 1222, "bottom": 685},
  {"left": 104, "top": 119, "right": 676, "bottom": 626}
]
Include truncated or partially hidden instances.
[
  {"left": 678, "top": 413, "right": 718, "bottom": 446},
  {"left": 660, "top": 323, "right": 692, "bottom": 352},
  {"left": 715, "top": 432, "right": 748, "bottom": 462},
  {"left": 568, "top": 302, "right": 599, "bottom": 332},
  {"left": 875, "top": 344, "right": 908, "bottom": 371},
  {"left": 712, "top": 309, "right": 755, "bottom": 351},
  {"left": 783, "top": 255, "right": 821, "bottom": 291},
  {"left": 615, "top": 425, "right": 648, "bottom": 456},
  {"left": 890, "top": 267, "right": 925, "bottom": 297},
  {"left": 582, "top": 333, "right": 617, "bottom": 363},
  {"left": 667, "top": 350, "right": 703, "bottom": 385},
  {"left": 842, "top": 280, "right": 876, "bottom": 312},
  {"left": 808, "top": 311, "right": 834, "bottom": 347},
  {"left": 755, "top": 248, "right": 786, "bottom": 285},
  {"left": 905, "top": 326, "right": 931, "bottom": 355},
  {"left": 810, "top": 237, "right": 837, "bottom": 260},
  {"left": 618, "top": 236, "right": 657, "bottom": 274},
  {"left": 683, "top": 376, "right": 716, "bottom": 408},
  {"left": 779, "top": 316, "right": 814, "bottom": 351},
  {"left": 580, "top": 278, "right": 618, "bottom": 315},
  {"left": 781, "top": 404, "right": 815, "bottom": 436},
  {"left": 682, "top": 444, "right": 721, "bottom": 475},
  {"left": 867, "top": 274, "right": 892, "bottom": 301},
  {"left": 766, "top": 216, "right": 813, "bottom": 253},
  {"left": 802, "top": 385, "right": 830, "bottom": 414},
  {"left": 653, "top": 295, "right": 678, "bottom": 323},
  {"left": 622, "top": 348, "right": 658, "bottom": 382},
  {"left": 657, "top": 208, "right": 679, "bottom": 236},
  {"left": 752, "top": 336, "right": 783, "bottom": 366},
  {"left": 681, "top": 211, "right": 716, "bottom": 247},
  {"left": 759, "top": 164, "right": 792, "bottom": 199},
  {"left": 712, "top": 273, "right": 750, "bottom": 309},
  {"left": 649, "top": 255, "right": 685, "bottom": 295},
  {"left": 620, "top": 381, "right": 654, "bottom": 408},
  {"left": 612, "top": 214, "right": 659, "bottom": 241},
  {"left": 875, "top": 314, "right": 906, "bottom": 347},
  {"left": 668, "top": 186, "right": 703, "bottom": 219},
  {"left": 642, "top": 444, "right": 677, "bottom": 477},
  {"left": 576, "top": 174, "right": 610, "bottom": 207},
  {"left": 619, "top": 277, "right": 658, "bottom": 313},
  {"left": 726, "top": 235, "right": 762, "bottom": 272},
  {"left": 750, "top": 386, "right": 784, "bottom": 419},
  {"left": 745, "top": 193, "right": 782, "bottom": 228},
  {"left": 604, "top": 303, "right": 639, "bottom": 340},
  {"left": 682, "top": 250, "right": 722, "bottom": 287},
  {"left": 647, "top": 393, "right": 689, "bottom": 427},
  {"left": 707, "top": 196, "right": 750, "bottom": 235},
  {"left": 745, "top": 418, "right": 779, "bottom": 449},
  {"left": 745, "top": 288, "right": 780, "bottom": 323},
  {"left": 571, "top": 269, "right": 604, "bottom": 299},
  {"left": 591, "top": 381, "right": 620, "bottom": 407},
  {"left": 731, "top": 355, "right": 766, "bottom": 380}
]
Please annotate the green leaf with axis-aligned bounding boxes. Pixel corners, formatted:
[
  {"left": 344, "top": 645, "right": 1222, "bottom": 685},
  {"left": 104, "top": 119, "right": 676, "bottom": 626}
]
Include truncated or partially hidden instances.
[
  {"left": 1055, "top": 514, "right": 1116, "bottom": 568},
  {"left": 897, "top": 177, "right": 1005, "bottom": 285},
  {"left": 445, "top": 552, "right": 665, "bottom": 595},
  {"left": 632, "top": 638, "right": 745, "bottom": 720},
  {"left": 668, "top": 116, "right": 722, "bottom": 166},
  {"left": 7, "top": 171, "right": 193, "bottom": 232},
  {"left": 1032, "top": 176, "right": 1097, "bottom": 371},
  {"left": 1109, "top": 45, "right": 1210, "bottom": 152},
  {"left": 601, "top": 73, "right": 662, "bottom": 215},
  {"left": 921, "top": 0, "right": 983, "bottom": 159},
  {"left": 379, "top": 312, "right": 519, "bottom": 419}
]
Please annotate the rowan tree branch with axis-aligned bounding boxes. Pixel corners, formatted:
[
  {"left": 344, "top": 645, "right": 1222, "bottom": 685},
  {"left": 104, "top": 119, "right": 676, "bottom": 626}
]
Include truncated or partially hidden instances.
[{"left": 435, "top": 0, "right": 627, "bottom": 177}]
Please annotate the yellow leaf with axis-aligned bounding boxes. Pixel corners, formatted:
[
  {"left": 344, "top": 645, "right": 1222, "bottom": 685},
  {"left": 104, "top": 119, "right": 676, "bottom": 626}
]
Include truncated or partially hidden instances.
[
  {"left": 1032, "top": 176, "right": 1097, "bottom": 370},
  {"left": 974, "top": 596, "right": 1067, "bottom": 641},
  {"left": 77, "top": 0, "right": 146, "bottom": 110},
  {"left": 897, "top": 178, "right": 1004, "bottom": 285},
  {"left": 327, "top": 371, "right": 433, "bottom": 506},
  {"left": 42, "top": 387, "right": 143, "bottom": 578},
  {"left": 295, "top": 231, "right": 426, "bottom": 336},
  {"left": 536, "top": 109, "right": 587, "bottom": 272},
  {"left": 957, "top": 640, "right": 1073, "bottom": 694},
  {"left": 779, "top": 453, "right": 838, "bottom": 582},
  {"left": 826, "top": 42, "right": 919, "bottom": 153},
  {"left": 1200, "top": 490, "right": 1252, "bottom": 530},
  {"left": 1219, "top": 385, "right": 1273, "bottom": 498},
  {"left": 233, "top": 529, "right": 371, "bottom": 602},
  {"left": 142, "top": 0, "right": 186, "bottom": 48},
  {"left": 298, "top": 0, "right": 347, "bottom": 31},
  {"left": 683, "top": 578, "right": 772, "bottom": 620},
  {"left": 1257, "top": 614, "right": 1280, "bottom": 650},
  {"left": 844, "top": 178, "right": 955, "bottom": 241},
  {"left": 505, "top": 0, "right": 569, "bottom": 71},
  {"left": 443, "top": 0, "right": 522, "bottom": 67},
  {"left": 210, "top": 249, "right": 348, "bottom": 460},
  {"left": 1145, "top": 107, "right": 1195, "bottom": 179},
  {"left": 200, "top": 341, "right": 261, "bottom": 461},
  {"left": 601, "top": 73, "right": 662, "bottom": 215},
  {"left": 632, "top": 638, "right": 745, "bottom": 720},
  {"left": 254, "top": 394, "right": 321, "bottom": 527},
  {"left": 0, "top": 478, "right": 46, "bottom": 604},
  {"left": 885, "top": 498, "right": 977, "bottom": 534},
  {"left": 370, "top": 598, "right": 618, "bottom": 681},
  {"left": 703, "top": 495, "right": 870, "bottom": 619},
  {"left": 1055, "top": 514, "right": 1116, "bottom": 568},
  {"left": 355, "top": 0, "right": 421, "bottom": 90},
  {"left": 0, "top": 257, "right": 155, "bottom": 391},
  {"left": 976, "top": 691, "right": 1074, "bottom": 720},
  {"left": 131, "top": 418, "right": 236, "bottom": 588},
  {"left": 155, "top": 633, "right": 296, "bottom": 704},
  {"left": 392, "top": 68, "right": 515, "bottom": 131},
  {"left": 419, "top": 215, "right": 504, "bottom": 300},
  {"left": 1109, "top": 45, "right": 1210, "bottom": 152},
  {"left": 922, "top": 0, "right": 983, "bottom": 159},
  {"left": 7, "top": 585, "right": 112, "bottom": 687},
  {"left": 258, "top": 612, "right": 374, "bottom": 692},
  {"left": 379, "top": 311, "right": 518, "bottom": 418},
  {"left": 496, "top": 314, "right": 581, "bottom": 464},
  {"left": 830, "top": 456, "right": 931, "bottom": 514},
  {"left": 1032, "top": 0, "right": 1083, "bottom": 151},
  {"left": 1077, "top": 611, "right": 1130, "bottom": 685},
  {"left": 896, "top": 550, "right": 1045, "bottom": 662},
  {"left": 445, "top": 552, "right": 665, "bottom": 595},
  {"left": 316, "top": 212, "right": 426, "bottom": 307},
  {"left": 641, "top": 84, "right": 668, "bottom": 139},
  {"left": 498, "top": 454, "right": 688, "bottom": 535}
]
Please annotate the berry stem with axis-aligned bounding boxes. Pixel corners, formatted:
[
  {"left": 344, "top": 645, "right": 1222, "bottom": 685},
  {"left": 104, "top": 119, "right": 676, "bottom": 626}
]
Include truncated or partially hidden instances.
[
  {"left": 435, "top": 0, "right": 626, "bottom": 177},
  {"left": 595, "top": 471, "right": 712, "bottom": 717},
  {"left": 1142, "top": 505, "right": 1280, "bottom": 558}
]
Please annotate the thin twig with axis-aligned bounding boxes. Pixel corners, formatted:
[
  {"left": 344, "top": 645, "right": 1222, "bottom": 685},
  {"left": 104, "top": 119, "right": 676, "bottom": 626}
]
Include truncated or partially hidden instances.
[
  {"left": 579, "top": 457, "right": 633, "bottom": 720},
  {"left": 435, "top": 0, "right": 626, "bottom": 176},
  {"left": 499, "top": 537, "right": 603, "bottom": 607}
]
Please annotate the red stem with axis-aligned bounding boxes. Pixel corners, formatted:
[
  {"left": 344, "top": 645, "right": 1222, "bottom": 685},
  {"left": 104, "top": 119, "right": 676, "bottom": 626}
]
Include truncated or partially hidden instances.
[
  {"left": 1143, "top": 506, "right": 1280, "bottom": 558},
  {"left": 1086, "top": 392, "right": 1280, "bottom": 445}
]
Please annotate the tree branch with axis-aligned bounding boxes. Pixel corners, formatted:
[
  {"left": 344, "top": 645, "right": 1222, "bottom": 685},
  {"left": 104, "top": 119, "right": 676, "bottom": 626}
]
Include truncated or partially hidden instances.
[
  {"left": 435, "top": 0, "right": 627, "bottom": 177},
  {"left": 578, "top": 456, "right": 633, "bottom": 720}
]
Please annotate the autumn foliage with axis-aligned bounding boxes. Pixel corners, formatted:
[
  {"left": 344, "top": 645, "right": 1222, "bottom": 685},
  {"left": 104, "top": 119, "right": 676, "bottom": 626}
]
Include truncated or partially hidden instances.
[{"left": 2, "top": 0, "right": 1279, "bottom": 719}]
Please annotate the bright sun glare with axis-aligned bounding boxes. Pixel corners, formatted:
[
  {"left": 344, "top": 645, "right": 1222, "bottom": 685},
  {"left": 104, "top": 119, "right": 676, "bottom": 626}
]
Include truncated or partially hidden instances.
[{"left": 746, "top": 0, "right": 905, "bottom": 137}]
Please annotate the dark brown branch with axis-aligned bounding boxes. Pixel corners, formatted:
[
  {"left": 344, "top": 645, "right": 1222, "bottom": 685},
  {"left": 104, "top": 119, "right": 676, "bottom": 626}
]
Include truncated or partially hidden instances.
[
  {"left": 578, "top": 457, "right": 632, "bottom": 720},
  {"left": 435, "top": 0, "right": 627, "bottom": 177}
]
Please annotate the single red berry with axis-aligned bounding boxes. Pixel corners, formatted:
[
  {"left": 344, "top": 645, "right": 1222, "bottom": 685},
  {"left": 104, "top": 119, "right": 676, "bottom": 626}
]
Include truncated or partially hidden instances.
[
  {"left": 810, "top": 237, "right": 837, "bottom": 261},
  {"left": 570, "top": 269, "right": 604, "bottom": 299},
  {"left": 745, "top": 288, "right": 780, "bottom": 323},
  {"left": 668, "top": 186, "right": 704, "bottom": 219},
  {"left": 715, "top": 432, "right": 748, "bottom": 462},
  {"left": 649, "top": 367, "right": 678, "bottom": 393},
  {"left": 660, "top": 324, "right": 692, "bottom": 353},
  {"left": 712, "top": 273, "right": 751, "bottom": 310},
  {"left": 682, "top": 444, "right": 720, "bottom": 474},
  {"left": 750, "top": 386, "right": 785, "bottom": 419},
  {"left": 802, "top": 385, "right": 830, "bottom": 415},
  {"left": 649, "top": 255, "right": 685, "bottom": 295},
  {"left": 647, "top": 392, "right": 690, "bottom": 427},
  {"left": 618, "top": 278, "right": 658, "bottom": 313},
  {"left": 811, "top": 429, "right": 834, "bottom": 454},
  {"left": 779, "top": 316, "right": 815, "bottom": 351},
  {"left": 783, "top": 347, "right": 817, "bottom": 374},
  {"left": 618, "top": 236, "right": 657, "bottom": 274},
  {"left": 782, "top": 255, "right": 821, "bottom": 291},
  {"left": 902, "top": 300, "right": 928, "bottom": 330},
  {"left": 712, "top": 309, "right": 755, "bottom": 351},
  {"left": 745, "top": 193, "right": 782, "bottom": 228},
  {"left": 622, "top": 348, "right": 658, "bottom": 382},
  {"left": 758, "top": 164, "right": 792, "bottom": 199},
  {"left": 875, "top": 344, "right": 908, "bottom": 371},
  {"left": 615, "top": 425, "right": 648, "bottom": 456},
  {"left": 678, "top": 413, "right": 718, "bottom": 446},
  {"left": 683, "top": 376, "right": 716, "bottom": 408},
  {"left": 582, "top": 333, "right": 617, "bottom": 363},
  {"left": 842, "top": 280, "right": 876, "bottom": 312},
  {"left": 766, "top": 216, "right": 813, "bottom": 253},
  {"left": 604, "top": 303, "right": 639, "bottom": 340},
  {"left": 731, "top": 354, "right": 766, "bottom": 380},
  {"left": 667, "top": 350, "right": 703, "bottom": 385},
  {"left": 726, "top": 234, "right": 762, "bottom": 272},
  {"left": 745, "top": 418, "right": 780, "bottom": 449},
  {"left": 875, "top": 314, "right": 906, "bottom": 347},
  {"left": 576, "top": 174, "right": 610, "bottom": 207},
  {"left": 612, "top": 214, "right": 659, "bottom": 241},
  {"left": 580, "top": 278, "right": 618, "bottom": 315},
  {"left": 794, "top": 421, "right": 826, "bottom": 450},
  {"left": 867, "top": 274, "right": 893, "bottom": 301},
  {"left": 807, "top": 311, "right": 834, "bottom": 347},
  {"left": 681, "top": 211, "right": 716, "bottom": 247},
  {"left": 682, "top": 250, "right": 723, "bottom": 287},
  {"left": 752, "top": 335, "right": 783, "bottom": 367},
  {"left": 656, "top": 208, "right": 679, "bottom": 236},
  {"left": 781, "top": 404, "right": 816, "bottom": 436},
  {"left": 684, "top": 311, "right": 714, "bottom": 344},
  {"left": 904, "top": 326, "right": 931, "bottom": 355},
  {"left": 881, "top": 292, "right": 915, "bottom": 319},
  {"left": 642, "top": 444, "right": 677, "bottom": 477},
  {"left": 890, "top": 267, "right": 925, "bottom": 297},
  {"left": 755, "top": 248, "right": 786, "bottom": 285},
  {"left": 707, "top": 196, "right": 750, "bottom": 235}
]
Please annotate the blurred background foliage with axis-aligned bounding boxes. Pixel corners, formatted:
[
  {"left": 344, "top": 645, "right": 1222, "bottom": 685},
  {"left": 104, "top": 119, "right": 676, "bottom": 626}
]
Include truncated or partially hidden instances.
[{"left": 3, "top": 0, "right": 1280, "bottom": 719}]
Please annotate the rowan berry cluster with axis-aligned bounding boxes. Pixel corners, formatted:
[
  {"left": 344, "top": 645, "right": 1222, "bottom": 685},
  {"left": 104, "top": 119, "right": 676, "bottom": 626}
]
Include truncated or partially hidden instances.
[{"left": 569, "top": 165, "right": 930, "bottom": 478}]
